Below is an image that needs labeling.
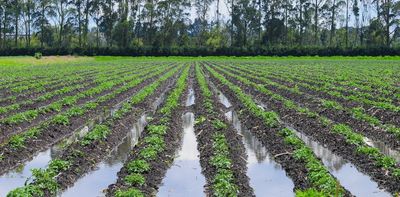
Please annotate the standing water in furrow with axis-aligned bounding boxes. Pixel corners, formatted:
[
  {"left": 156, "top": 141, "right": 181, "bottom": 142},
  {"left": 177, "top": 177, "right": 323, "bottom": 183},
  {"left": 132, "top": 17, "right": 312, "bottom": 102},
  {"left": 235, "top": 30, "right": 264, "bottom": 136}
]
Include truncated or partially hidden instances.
[
  {"left": 0, "top": 116, "right": 103, "bottom": 196},
  {"left": 253, "top": 97, "right": 393, "bottom": 197},
  {"left": 61, "top": 89, "right": 169, "bottom": 196},
  {"left": 291, "top": 127, "right": 392, "bottom": 197},
  {"left": 215, "top": 87, "right": 294, "bottom": 196},
  {"left": 157, "top": 87, "right": 206, "bottom": 196},
  {"left": 60, "top": 114, "right": 147, "bottom": 197}
]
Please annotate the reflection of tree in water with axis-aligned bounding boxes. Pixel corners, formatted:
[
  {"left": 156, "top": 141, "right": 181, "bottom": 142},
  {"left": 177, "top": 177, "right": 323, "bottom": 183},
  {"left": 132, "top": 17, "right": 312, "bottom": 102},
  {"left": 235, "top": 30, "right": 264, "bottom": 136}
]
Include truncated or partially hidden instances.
[
  {"left": 296, "top": 132, "right": 346, "bottom": 171},
  {"left": 366, "top": 138, "right": 400, "bottom": 163},
  {"left": 229, "top": 110, "right": 281, "bottom": 169},
  {"left": 104, "top": 115, "right": 147, "bottom": 166}
]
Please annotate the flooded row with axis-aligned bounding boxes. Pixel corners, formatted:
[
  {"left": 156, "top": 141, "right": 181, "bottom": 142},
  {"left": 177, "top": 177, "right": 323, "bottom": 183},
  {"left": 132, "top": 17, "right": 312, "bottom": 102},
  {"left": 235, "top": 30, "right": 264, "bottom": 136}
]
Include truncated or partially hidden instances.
[
  {"left": 216, "top": 87, "right": 391, "bottom": 197},
  {"left": 157, "top": 112, "right": 205, "bottom": 196},
  {"left": 61, "top": 114, "right": 148, "bottom": 196},
  {"left": 214, "top": 87, "right": 295, "bottom": 196}
]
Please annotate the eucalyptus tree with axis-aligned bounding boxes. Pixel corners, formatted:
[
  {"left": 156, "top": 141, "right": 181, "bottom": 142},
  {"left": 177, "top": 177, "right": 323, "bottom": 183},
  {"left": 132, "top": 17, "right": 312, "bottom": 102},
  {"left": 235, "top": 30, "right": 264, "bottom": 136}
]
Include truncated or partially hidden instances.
[
  {"left": 311, "top": 0, "right": 327, "bottom": 45},
  {"left": 194, "top": 0, "right": 213, "bottom": 45},
  {"left": 54, "top": 0, "right": 74, "bottom": 47},
  {"left": 0, "top": 0, "right": 13, "bottom": 48},
  {"left": 327, "top": 0, "right": 345, "bottom": 46},
  {"left": 33, "top": 0, "right": 56, "bottom": 47},
  {"left": 21, "top": 0, "right": 34, "bottom": 47},
  {"left": 381, "top": 0, "right": 400, "bottom": 46},
  {"left": 89, "top": 0, "right": 101, "bottom": 47},
  {"left": 12, "top": 0, "right": 22, "bottom": 46}
]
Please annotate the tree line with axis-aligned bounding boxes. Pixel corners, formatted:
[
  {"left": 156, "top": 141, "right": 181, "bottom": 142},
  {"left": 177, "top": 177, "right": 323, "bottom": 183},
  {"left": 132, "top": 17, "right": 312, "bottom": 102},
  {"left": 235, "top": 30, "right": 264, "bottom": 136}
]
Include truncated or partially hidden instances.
[{"left": 1, "top": 0, "right": 400, "bottom": 54}]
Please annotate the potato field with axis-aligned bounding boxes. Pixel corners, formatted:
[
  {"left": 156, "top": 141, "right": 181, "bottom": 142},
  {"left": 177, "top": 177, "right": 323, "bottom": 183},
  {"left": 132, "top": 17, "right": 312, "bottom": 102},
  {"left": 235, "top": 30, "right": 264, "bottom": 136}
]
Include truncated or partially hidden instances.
[{"left": 0, "top": 57, "right": 399, "bottom": 197}]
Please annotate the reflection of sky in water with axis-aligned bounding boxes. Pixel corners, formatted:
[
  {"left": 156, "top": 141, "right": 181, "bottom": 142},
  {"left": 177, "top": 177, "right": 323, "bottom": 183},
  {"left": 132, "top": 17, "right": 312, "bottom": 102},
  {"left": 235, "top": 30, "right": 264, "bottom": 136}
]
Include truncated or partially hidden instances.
[
  {"left": 0, "top": 126, "right": 87, "bottom": 196},
  {"left": 294, "top": 129, "right": 391, "bottom": 197},
  {"left": 251, "top": 96, "right": 394, "bottom": 197},
  {"left": 0, "top": 109, "right": 113, "bottom": 195},
  {"left": 186, "top": 88, "right": 195, "bottom": 107},
  {"left": 225, "top": 110, "right": 295, "bottom": 197},
  {"left": 0, "top": 149, "right": 56, "bottom": 196},
  {"left": 158, "top": 113, "right": 205, "bottom": 197},
  {"left": 61, "top": 115, "right": 147, "bottom": 197}
]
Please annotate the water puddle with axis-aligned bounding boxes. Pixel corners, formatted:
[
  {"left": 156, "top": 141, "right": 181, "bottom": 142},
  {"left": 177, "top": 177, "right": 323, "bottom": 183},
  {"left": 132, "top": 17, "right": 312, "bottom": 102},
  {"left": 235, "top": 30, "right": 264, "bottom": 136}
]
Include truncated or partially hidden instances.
[
  {"left": 251, "top": 98, "right": 392, "bottom": 196},
  {"left": 60, "top": 114, "right": 147, "bottom": 197},
  {"left": 208, "top": 80, "right": 232, "bottom": 108},
  {"left": 0, "top": 147, "right": 61, "bottom": 196},
  {"left": 292, "top": 128, "right": 391, "bottom": 197},
  {"left": 364, "top": 137, "right": 400, "bottom": 163},
  {"left": 0, "top": 103, "right": 120, "bottom": 195},
  {"left": 225, "top": 110, "right": 295, "bottom": 196},
  {"left": 0, "top": 124, "right": 94, "bottom": 196},
  {"left": 157, "top": 112, "right": 206, "bottom": 196},
  {"left": 186, "top": 88, "right": 195, "bottom": 107},
  {"left": 61, "top": 88, "right": 169, "bottom": 196}
]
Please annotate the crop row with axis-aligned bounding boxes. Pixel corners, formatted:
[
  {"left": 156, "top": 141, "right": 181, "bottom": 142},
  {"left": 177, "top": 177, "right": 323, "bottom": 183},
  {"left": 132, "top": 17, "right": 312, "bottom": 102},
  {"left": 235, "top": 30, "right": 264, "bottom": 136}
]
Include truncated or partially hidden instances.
[
  {"left": 0, "top": 64, "right": 153, "bottom": 116},
  {"left": 0, "top": 64, "right": 161, "bottom": 140},
  {"left": 220, "top": 64, "right": 400, "bottom": 147},
  {"left": 7, "top": 65, "right": 182, "bottom": 197},
  {"left": 210, "top": 64, "right": 400, "bottom": 194},
  {"left": 107, "top": 65, "right": 190, "bottom": 196},
  {"left": 194, "top": 64, "right": 251, "bottom": 196},
  {"left": 242, "top": 63, "right": 400, "bottom": 112},
  {"left": 204, "top": 65, "right": 347, "bottom": 196},
  {"left": 0, "top": 64, "right": 174, "bottom": 174}
]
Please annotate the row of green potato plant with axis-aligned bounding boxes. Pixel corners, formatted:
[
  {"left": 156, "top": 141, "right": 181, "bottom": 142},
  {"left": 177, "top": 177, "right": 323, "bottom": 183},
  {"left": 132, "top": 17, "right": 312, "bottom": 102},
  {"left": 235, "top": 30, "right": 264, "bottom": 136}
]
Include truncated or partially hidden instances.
[
  {"left": 0, "top": 60, "right": 112, "bottom": 91},
  {"left": 6, "top": 66, "right": 182, "bottom": 197},
  {"left": 0, "top": 63, "right": 98, "bottom": 91},
  {"left": 215, "top": 65, "right": 400, "bottom": 179},
  {"left": 0, "top": 63, "right": 129, "bottom": 104},
  {"left": 7, "top": 68, "right": 100, "bottom": 94},
  {"left": 246, "top": 63, "right": 399, "bottom": 112},
  {"left": 1, "top": 65, "right": 170, "bottom": 155},
  {"left": 113, "top": 65, "right": 189, "bottom": 196},
  {"left": 233, "top": 62, "right": 396, "bottom": 107},
  {"left": 252, "top": 61, "right": 399, "bottom": 99},
  {"left": 223, "top": 64, "right": 400, "bottom": 140},
  {"left": 0, "top": 65, "right": 158, "bottom": 125},
  {"left": 0, "top": 65, "right": 137, "bottom": 115},
  {"left": 195, "top": 64, "right": 239, "bottom": 196},
  {"left": 0, "top": 70, "right": 93, "bottom": 104},
  {"left": 205, "top": 65, "right": 345, "bottom": 196}
]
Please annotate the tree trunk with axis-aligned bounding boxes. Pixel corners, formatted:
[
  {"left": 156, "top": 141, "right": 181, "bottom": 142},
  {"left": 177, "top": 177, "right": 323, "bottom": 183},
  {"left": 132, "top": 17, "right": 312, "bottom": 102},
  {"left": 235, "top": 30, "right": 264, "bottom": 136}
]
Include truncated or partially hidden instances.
[
  {"left": 78, "top": 1, "right": 82, "bottom": 48},
  {"left": 84, "top": 0, "right": 90, "bottom": 47},
  {"left": 41, "top": 4, "right": 44, "bottom": 48},
  {"left": 385, "top": 0, "right": 390, "bottom": 46},
  {"left": 314, "top": 0, "right": 318, "bottom": 45},
  {"left": 330, "top": 0, "right": 336, "bottom": 46},
  {"left": 15, "top": 4, "right": 18, "bottom": 47},
  {"left": 345, "top": 0, "right": 349, "bottom": 47}
]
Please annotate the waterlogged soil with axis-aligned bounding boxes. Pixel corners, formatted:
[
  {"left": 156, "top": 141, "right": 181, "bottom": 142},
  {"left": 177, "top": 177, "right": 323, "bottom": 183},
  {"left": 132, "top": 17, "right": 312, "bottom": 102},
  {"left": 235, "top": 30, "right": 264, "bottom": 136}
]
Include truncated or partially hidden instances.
[
  {"left": 157, "top": 112, "right": 206, "bottom": 196},
  {"left": 293, "top": 129, "right": 391, "bottom": 197},
  {"left": 205, "top": 68, "right": 349, "bottom": 194},
  {"left": 0, "top": 67, "right": 175, "bottom": 176},
  {"left": 0, "top": 124, "right": 92, "bottom": 195},
  {"left": 61, "top": 114, "right": 148, "bottom": 196},
  {"left": 193, "top": 76, "right": 254, "bottom": 196},
  {"left": 54, "top": 70, "right": 179, "bottom": 193},
  {"left": 212, "top": 67, "right": 400, "bottom": 194},
  {"left": 107, "top": 69, "right": 190, "bottom": 196},
  {"left": 235, "top": 65, "right": 400, "bottom": 128},
  {"left": 222, "top": 65, "right": 400, "bottom": 150},
  {"left": 0, "top": 66, "right": 169, "bottom": 144},
  {"left": 225, "top": 110, "right": 295, "bottom": 197}
]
